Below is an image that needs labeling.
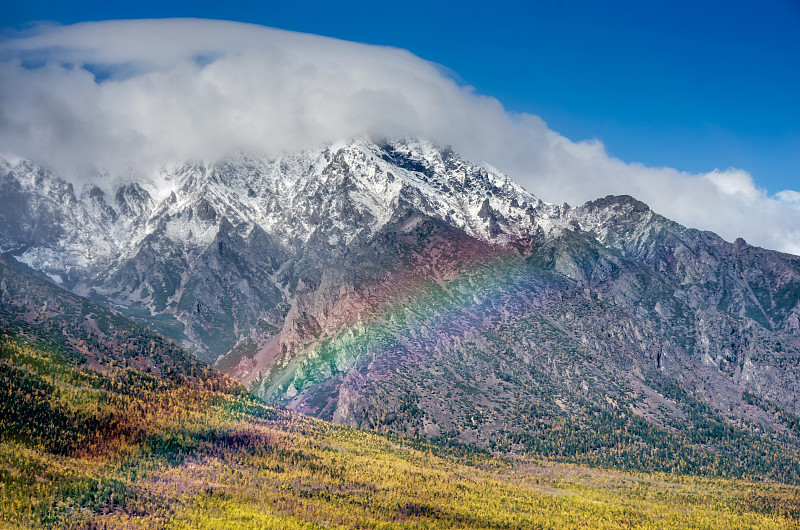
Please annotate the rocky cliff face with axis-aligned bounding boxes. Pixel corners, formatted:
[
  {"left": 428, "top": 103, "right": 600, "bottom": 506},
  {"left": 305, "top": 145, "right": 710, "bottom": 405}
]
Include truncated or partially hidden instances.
[{"left": 2, "top": 138, "right": 800, "bottom": 468}]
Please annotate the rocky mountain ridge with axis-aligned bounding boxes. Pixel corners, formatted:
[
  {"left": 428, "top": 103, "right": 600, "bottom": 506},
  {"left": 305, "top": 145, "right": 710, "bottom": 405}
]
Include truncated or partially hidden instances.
[{"left": 0, "top": 138, "right": 560, "bottom": 359}]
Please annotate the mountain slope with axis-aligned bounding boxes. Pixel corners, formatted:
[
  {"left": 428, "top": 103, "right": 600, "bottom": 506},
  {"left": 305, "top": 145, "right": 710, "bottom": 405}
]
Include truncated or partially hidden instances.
[
  {"left": 2, "top": 138, "right": 800, "bottom": 474},
  {"left": 2, "top": 258, "right": 800, "bottom": 528}
]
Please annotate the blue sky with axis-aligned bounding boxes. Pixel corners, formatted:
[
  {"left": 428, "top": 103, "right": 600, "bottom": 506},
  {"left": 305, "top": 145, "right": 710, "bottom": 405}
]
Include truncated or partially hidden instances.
[{"left": 3, "top": 0, "right": 799, "bottom": 194}]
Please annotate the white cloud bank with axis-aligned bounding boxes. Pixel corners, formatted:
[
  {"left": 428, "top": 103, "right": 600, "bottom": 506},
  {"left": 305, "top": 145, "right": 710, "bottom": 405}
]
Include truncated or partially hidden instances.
[{"left": 1, "top": 19, "right": 799, "bottom": 254}]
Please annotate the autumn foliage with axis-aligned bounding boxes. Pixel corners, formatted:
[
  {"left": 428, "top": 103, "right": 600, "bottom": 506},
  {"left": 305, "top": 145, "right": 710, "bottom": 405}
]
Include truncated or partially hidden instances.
[{"left": 2, "top": 334, "right": 800, "bottom": 529}]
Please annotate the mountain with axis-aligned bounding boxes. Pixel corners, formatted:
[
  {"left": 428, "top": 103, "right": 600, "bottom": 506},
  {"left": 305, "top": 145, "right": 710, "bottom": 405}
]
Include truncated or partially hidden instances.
[{"left": 2, "top": 138, "right": 800, "bottom": 479}]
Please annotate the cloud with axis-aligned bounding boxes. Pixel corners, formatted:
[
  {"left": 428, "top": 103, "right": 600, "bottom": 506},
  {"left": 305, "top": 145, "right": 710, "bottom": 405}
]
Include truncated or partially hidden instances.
[
  {"left": 776, "top": 190, "right": 800, "bottom": 205},
  {"left": 1, "top": 19, "right": 799, "bottom": 254}
]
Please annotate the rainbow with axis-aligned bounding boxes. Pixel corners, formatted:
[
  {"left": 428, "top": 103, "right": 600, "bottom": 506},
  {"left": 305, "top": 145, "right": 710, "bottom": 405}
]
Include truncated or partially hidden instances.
[{"left": 258, "top": 237, "right": 549, "bottom": 407}]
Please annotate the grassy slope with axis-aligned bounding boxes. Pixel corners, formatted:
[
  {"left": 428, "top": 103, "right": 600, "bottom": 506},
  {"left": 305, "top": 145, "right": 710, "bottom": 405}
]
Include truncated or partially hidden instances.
[{"left": 2, "top": 335, "right": 800, "bottom": 529}]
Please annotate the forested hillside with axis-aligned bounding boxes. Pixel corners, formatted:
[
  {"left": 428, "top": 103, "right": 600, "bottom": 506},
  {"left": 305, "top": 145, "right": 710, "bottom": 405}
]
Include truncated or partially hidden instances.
[{"left": 2, "top": 253, "right": 800, "bottom": 528}]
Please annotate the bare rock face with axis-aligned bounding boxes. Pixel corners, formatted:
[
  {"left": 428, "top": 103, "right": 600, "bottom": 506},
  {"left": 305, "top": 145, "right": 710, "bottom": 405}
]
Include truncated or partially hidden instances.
[{"left": 3, "top": 137, "right": 800, "bottom": 478}]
